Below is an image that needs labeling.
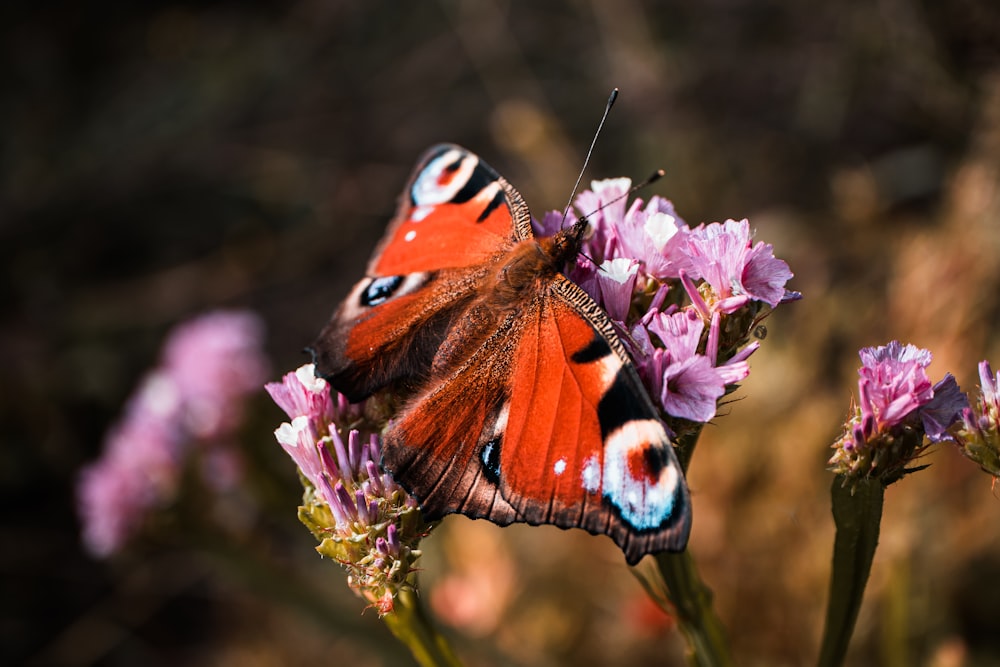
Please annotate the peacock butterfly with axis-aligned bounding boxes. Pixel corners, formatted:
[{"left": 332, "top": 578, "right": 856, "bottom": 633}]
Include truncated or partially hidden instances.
[{"left": 309, "top": 144, "right": 691, "bottom": 564}]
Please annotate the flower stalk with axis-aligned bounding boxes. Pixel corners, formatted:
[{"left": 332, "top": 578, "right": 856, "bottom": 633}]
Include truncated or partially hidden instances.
[
  {"left": 818, "top": 342, "right": 966, "bottom": 666},
  {"left": 817, "top": 477, "right": 884, "bottom": 667},
  {"left": 640, "top": 424, "right": 733, "bottom": 667},
  {"left": 382, "top": 587, "right": 465, "bottom": 667},
  {"left": 652, "top": 550, "right": 734, "bottom": 667}
]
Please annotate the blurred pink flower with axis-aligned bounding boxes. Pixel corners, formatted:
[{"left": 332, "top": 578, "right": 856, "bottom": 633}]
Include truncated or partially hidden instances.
[
  {"left": 77, "top": 310, "right": 268, "bottom": 557},
  {"left": 163, "top": 311, "right": 269, "bottom": 439}
]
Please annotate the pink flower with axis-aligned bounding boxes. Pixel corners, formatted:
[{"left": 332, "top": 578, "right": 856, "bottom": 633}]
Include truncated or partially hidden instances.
[
  {"left": 637, "top": 310, "right": 750, "bottom": 422},
  {"left": 77, "top": 310, "right": 268, "bottom": 557},
  {"left": 532, "top": 178, "right": 794, "bottom": 427},
  {"left": 164, "top": 311, "right": 269, "bottom": 439},
  {"left": 857, "top": 342, "right": 934, "bottom": 429},
  {"left": 566, "top": 178, "right": 694, "bottom": 280},
  {"left": 954, "top": 361, "right": 1000, "bottom": 476},
  {"left": 830, "top": 341, "right": 967, "bottom": 483},
  {"left": 78, "top": 456, "right": 158, "bottom": 558},
  {"left": 265, "top": 364, "right": 428, "bottom": 616},
  {"left": 573, "top": 177, "right": 634, "bottom": 260},
  {"left": 619, "top": 209, "right": 693, "bottom": 280},
  {"left": 683, "top": 219, "right": 793, "bottom": 311},
  {"left": 540, "top": 181, "right": 795, "bottom": 324},
  {"left": 595, "top": 258, "right": 639, "bottom": 322}
]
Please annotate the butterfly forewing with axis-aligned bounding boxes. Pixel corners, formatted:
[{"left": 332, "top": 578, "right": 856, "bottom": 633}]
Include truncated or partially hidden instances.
[
  {"left": 314, "top": 144, "right": 692, "bottom": 563},
  {"left": 311, "top": 145, "right": 527, "bottom": 400},
  {"left": 369, "top": 144, "right": 532, "bottom": 275}
]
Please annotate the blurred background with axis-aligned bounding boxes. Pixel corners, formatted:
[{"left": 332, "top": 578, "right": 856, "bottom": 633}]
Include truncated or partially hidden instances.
[{"left": 4, "top": 1, "right": 1000, "bottom": 665}]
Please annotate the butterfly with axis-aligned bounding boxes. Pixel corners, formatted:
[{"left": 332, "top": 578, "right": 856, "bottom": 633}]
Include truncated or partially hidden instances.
[{"left": 310, "top": 144, "right": 691, "bottom": 564}]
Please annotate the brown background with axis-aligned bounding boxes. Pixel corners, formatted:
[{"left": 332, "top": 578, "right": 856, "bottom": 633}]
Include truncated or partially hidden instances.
[{"left": 4, "top": 1, "right": 1000, "bottom": 665}]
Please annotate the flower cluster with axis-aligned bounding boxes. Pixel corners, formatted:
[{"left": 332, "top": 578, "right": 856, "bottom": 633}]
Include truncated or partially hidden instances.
[
  {"left": 829, "top": 341, "right": 967, "bottom": 484},
  {"left": 77, "top": 310, "right": 268, "bottom": 557},
  {"left": 954, "top": 361, "right": 1000, "bottom": 477},
  {"left": 535, "top": 178, "right": 797, "bottom": 426},
  {"left": 266, "top": 364, "right": 429, "bottom": 615}
]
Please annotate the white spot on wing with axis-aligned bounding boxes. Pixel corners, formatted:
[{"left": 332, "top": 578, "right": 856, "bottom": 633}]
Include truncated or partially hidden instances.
[
  {"left": 404, "top": 230, "right": 417, "bottom": 242},
  {"left": 601, "top": 419, "right": 681, "bottom": 530},
  {"left": 553, "top": 458, "right": 567, "bottom": 475},
  {"left": 410, "top": 206, "right": 432, "bottom": 222},
  {"left": 581, "top": 456, "right": 601, "bottom": 492}
]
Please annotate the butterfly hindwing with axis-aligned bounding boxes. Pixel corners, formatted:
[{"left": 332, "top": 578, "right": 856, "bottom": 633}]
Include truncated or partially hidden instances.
[
  {"left": 532, "top": 278, "right": 690, "bottom": 561},
  {"left": 384, "top": 276, "right": 690, "bottom": 564}
]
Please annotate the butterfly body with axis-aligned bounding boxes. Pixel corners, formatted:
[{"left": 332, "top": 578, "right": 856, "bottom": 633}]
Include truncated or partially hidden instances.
[{"left": 312, "top": 145, "right": 691, "bottom": 563}]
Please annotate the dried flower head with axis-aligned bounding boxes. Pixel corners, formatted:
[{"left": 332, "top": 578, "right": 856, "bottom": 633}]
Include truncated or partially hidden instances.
[
  {"left": 953, "top": 360, "right": 1000, "bottom": 478},
  {"left": 266, "top": 364, "right": 430, "bottom": 615}
]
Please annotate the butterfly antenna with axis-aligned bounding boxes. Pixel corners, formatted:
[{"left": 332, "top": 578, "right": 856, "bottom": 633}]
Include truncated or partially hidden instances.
[
  {"left": 631, "top": 169, "right": 666, "bottom": 196},
  {"left": 560, "top": 88, "right": 619, "bottom": 227},
  {"left": 579, "top": 168, "right": 666, "bottom": 221},
  {"left": 575, "top": 168, "right": 665, "bottom": 266}
]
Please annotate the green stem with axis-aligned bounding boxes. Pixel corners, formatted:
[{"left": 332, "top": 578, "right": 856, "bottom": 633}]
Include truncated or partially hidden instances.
[
  {"left": 673, "top": 423, "right": 703, "bottom": 472},
  {"left": 654, "top": 550, "right": 734, "bottom": 667},
  {"left": 382, "top": 586, "right": 464, "bottom": 667},
  {"left": 642, "top": 422, "right": 731, "bottom": 666},
  {"left": 817, "top": 477, "right": 885, "bottom": 667}
]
